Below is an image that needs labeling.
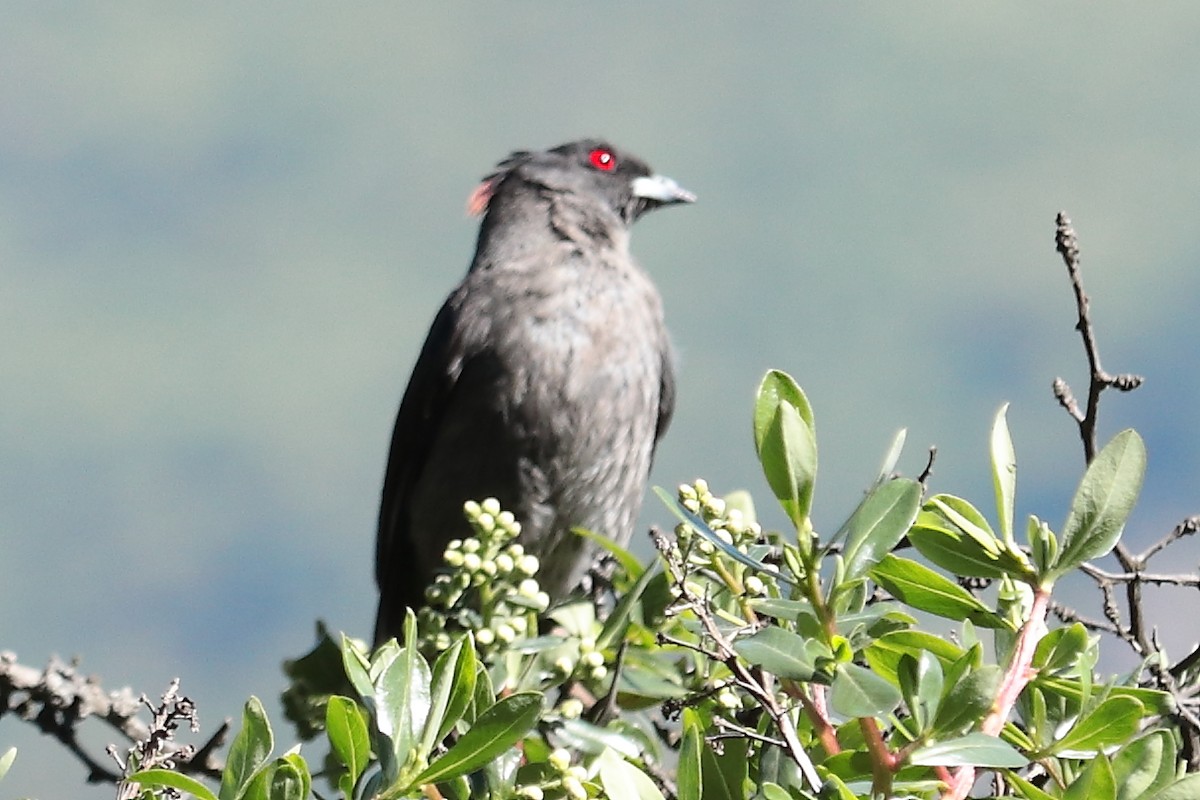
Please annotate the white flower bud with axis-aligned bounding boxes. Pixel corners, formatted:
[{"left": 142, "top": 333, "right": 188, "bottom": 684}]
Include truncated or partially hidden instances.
[
  {"left": 562, "top": 776, "right": 586, "bottom": 800},
  {"left": 548, "top": 748, "right": 572, "bottom": 772},
  {"left": 558, "top": 698, "right": 584, "bottom": 719}
]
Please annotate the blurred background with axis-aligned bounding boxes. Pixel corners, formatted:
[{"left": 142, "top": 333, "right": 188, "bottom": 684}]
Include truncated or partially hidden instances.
[{"left": 4, "top": 5, "right": 1200, "bottom": 796}]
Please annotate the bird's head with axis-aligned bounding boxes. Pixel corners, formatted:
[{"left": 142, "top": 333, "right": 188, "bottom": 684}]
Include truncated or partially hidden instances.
[{"left": 467, "top": 139, "right": 695, "bottom": 226}]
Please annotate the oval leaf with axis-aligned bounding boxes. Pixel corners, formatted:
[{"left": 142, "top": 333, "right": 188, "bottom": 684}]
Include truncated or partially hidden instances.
[
  {"left": 871, "top": 554, "right": 1008, "bottom": 629},
  {"left": 991, "top": 404, "right": 1017, "bottom": 545},
  {"left": 326, "top": 696, "right": 370, "bottom": 786},
  {"left": 840, "top": 478, "right": 921, "bottom": 580},
  {"left": 759, "top": 401, "right": 817, "bottom": 528},
  {"left": 732, "top": 626, "right": 819, "bottom": 681},
  {"left": 1047, "top": 696, "right": 1143, "bottom": 756},
  {"left": 1063, "top": 754, "right": 1116, "bottom": 800},
  {"left": 909, "top": 733, "right": 1027, "bottom": 768},
  {"left": 830, "top": 662, "right": 902, "bottom": 718},
  {"left": 1054, "top": 429, "right": 1146, "bottom": 576},
  {"left": 128, "top": 769, "right": 221, "bottom": 800},
  {"left": 409, "top": 691, "right": 543, "bottom": 787},
  {"left": 676, "top": 718, "right": 702, "bottom": 800},
  {"left": 219, "top": 697, "right": 273, "bottom": 800},
  {"left": 754, "top": 370, "right": 814, "bottom": 452}
]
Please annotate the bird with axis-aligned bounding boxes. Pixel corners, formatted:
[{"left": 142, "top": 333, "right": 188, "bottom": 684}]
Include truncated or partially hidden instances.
[{"left": 374, "top": 139, "right": 694, "bottom": 645}]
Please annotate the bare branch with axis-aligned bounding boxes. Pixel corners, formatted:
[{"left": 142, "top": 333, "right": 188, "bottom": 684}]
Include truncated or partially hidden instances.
[
  {"left": 1052, "top": 211, "right": 1144, "bottom": 464},
  {"left": 0, "top": 652, "right": 225, "bottom": 786}
]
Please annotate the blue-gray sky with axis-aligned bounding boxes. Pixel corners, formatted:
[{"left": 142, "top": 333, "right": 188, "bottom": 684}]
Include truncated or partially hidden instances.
[{"left": 4, "top": 5, "right": 1200, "bottom": 796}]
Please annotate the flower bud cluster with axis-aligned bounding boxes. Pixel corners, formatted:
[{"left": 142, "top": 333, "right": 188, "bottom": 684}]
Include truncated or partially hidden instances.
[
  {"left": 417, "top": 498, "right": 550, "bottom": 657},
  {"left": 675, "top": 480, "right": 765, "bottom": 569},
  {"left": 549, "top": 635, "right": 609, "bottom": 685},
  {"left": 511, "top": 747, "right": 593, "bottom": 800}
]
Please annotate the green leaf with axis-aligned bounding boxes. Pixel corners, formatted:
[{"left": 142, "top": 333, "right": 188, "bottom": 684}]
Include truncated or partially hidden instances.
[
  {"left": 991, "top": 404, "right": 1018, "bottom": 546},
  {"left": 864, "top": 630, "right": 965, "bottom": 686},
  {"left": 0, "top": 748, "right": 14, "bottom": 783},
  {"left": 909, "top": 733, "right": 1027, "bottom": 767},
  {"left": 871, "top": 554, "right": 1008, "bottom": 629},
  {"left": 127, "top": 769, "right": 221, "bottom": 800},
  {"left": 597, "top": 748, "right": 665, "bottom": 800},
  {"left": 754, "top": 369, "right": 814, "bottom": 451},
  {"left": 268, "top": 758, "right": 309, "bottom": 800},
  {"left": 814, "top": 773, "right": 859, "bottom": 800},
  {"left": 1063, "top": 754, "right": 1116, "bottom": 800},
  {"left": 219, "top": 697, "right": 273, "bottom": 800},
  {"left": 830, "top": 662, "right": 902, "bottom": 718},
  {"left": 1033, "top": 623, "right": 1091, "bottom": 676},
  {"left": 1114, "top": 731, "right": 1178, "bottom": 800},
  {"left": 1053, "top": 429, "right": 1146, "bottom": 577},
  {"left": 408, "top": 691, "right": 543, "bottom": 787},
  {"left": 758, "top": 783, "right": 793, "bottom": 800},
  {"left": 424, "top": 635, "right": 475, "bottom": 754},
  {"left": 897, "top": 651, "right": 943, "bottom": 730},
  {"left": 932, "top": 664, "right": 1002, "bottom": 736},
  {"left": 927, "top": 495, "right": 1000, "bottom": 552},
  {"left": 575, "top": 526, "right": 643, "bottom": 580},
  {"left": 325, "top": 696, "right": 370, "bottom": 790},
  {"left": 375, "top": 639, "right": 432, "bottom": 770},
  {"left": 749, "top": 597, "right": 818, "bottom": 622},
  {"left": 758, "top": 400, "right": 818, "bottom": 529},
  {"left": 1044, "top": 696, "right": 1143, "bottom": 756},
  {"left": 432, "top": 633, "right": 472, "bottom": 748},
  {"left": 839, "top": 478, "right": 922, "bottom": 580},
  {"left": 340, "top": 634, "right": 375, "bottom": 700},
  {"left": 1145, "top": 774, "right": 1200, "bottom": 800},
  {"left": 1035, "top": 677, "right": 1172, "bottom": 715},
  {"left": 596, "top": 559, "right": 660, "bottom": 652},
  {"left": 654, "top": 487, "right": 795, "bottom": 589},
  {"left": 1027, "top": 515, "right": 1059, "bottom": 577},
  {"left": 699, "top": 730, "right": 748, "bottom": 800},
  {"left": 676, "top": 718, "right": 702, "bottom": 800},
  {"left": 1005, "top": 770, "right": 1057, "bottom": 800},
  {"left": 909, "top": 498, "right": 1034, "bottom": 580},
  {"left": 731, "top": 626, "right": 820, "bottom": 681},
  {"left": 875, "top": 428, "right": 908, "bottom": 485}
]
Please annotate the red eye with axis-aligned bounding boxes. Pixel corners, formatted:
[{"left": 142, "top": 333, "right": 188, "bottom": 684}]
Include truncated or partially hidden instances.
[{"left": 589, "top": 148, "right": 616, "bottom": 171}]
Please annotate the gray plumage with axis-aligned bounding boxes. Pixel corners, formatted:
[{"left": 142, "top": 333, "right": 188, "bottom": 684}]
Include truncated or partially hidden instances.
[{"left": 374, "top": 140, "right": 693, "bottom": 644}]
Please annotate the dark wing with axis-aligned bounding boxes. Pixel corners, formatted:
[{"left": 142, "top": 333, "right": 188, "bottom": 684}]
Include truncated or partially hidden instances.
[
  {"left": 373, "top": 298, "right": 461, "bottom": 643},
  {"left": 654, "top": 344, "right": 676, "bottom": 445}
]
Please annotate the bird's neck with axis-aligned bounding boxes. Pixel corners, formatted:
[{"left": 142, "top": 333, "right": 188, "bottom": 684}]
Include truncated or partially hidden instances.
[{"left": 470, "top": 189, "right": 629, "bottom": 272}]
